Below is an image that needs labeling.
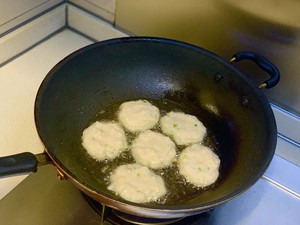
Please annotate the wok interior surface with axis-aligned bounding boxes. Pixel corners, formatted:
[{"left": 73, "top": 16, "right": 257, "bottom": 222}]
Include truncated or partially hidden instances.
[{"left": 35, "top": 37, "right": 276, "bottom": 216}]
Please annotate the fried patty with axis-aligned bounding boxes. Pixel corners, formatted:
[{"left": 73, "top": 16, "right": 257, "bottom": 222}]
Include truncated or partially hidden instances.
[
  {"left": 118, "top": 100, "right": 160, "bottom": 132},
  {"left": 108, "top": 163, "right": 166, "bottom": 203},
  {"left": 131, "top": 130, "right": 176, "bottom": 169},
  {"left": 160, "top": 111, "right": 206, "bottom": 145},
  {"left": 81, "top": 121, "right": 127, "bottom": 161},
  {"left": 178, "top": 143, "right": 220, "bottom": 188}
]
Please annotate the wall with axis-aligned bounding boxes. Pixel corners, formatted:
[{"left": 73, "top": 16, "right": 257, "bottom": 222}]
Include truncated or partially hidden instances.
[
  {"left": 0, "top": 0, "right": 64, "bottom": 36},
  {"left": 1, "top": 0, "right": 299, "bottom": 116},
  {"left": 0, "top": 0, "right": 116, "bottom": 35},
  {"left": 115, "top": 0, "right": 300, "bottom": 116},
  {"left": 69, "top": 0, "right": 116, "bottom": 23}
]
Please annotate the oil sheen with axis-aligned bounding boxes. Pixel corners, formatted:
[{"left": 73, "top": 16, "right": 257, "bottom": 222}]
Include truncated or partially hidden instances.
[{"left": 83, "top": 98, "right": 220, "bottom": 205}]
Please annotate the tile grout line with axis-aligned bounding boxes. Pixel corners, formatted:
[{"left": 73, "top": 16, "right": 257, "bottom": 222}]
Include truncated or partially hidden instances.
[{"left": 262, "top": 175, "right": 300, "bottom": 199}]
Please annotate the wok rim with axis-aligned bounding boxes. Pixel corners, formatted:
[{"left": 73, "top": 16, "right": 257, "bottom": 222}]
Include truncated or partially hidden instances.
[{"left": 34, "top": 36, "right": 277, "bottom": 218}]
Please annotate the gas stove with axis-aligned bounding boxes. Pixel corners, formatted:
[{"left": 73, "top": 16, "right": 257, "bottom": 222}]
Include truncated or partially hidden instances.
[
  {"left": 0, "top": 4, "right": 300, "bottom": 225},
  {"left": 0, "top": 157, "right": 299, "bottom": 225},
  {"left": 0, "top": 165, "right": 211, "bottom": 225}
]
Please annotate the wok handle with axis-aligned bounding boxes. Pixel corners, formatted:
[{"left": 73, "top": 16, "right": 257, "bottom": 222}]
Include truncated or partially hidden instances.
[
  {"left": 0, "top": 152, "right": 51, "bottom": 178},
  {"left": 230, "top": 52, "right": 280, "bottom": 89}
]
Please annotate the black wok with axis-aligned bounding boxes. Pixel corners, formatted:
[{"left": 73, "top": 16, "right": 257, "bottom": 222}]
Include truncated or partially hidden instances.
[{"left": 0, "top": 37, "right": 279, "bottom": 218}]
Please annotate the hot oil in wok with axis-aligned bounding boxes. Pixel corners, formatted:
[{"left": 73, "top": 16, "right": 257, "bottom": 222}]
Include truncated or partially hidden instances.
[{"left": 83, "top": 98, "right": 227, "bottom": 205}]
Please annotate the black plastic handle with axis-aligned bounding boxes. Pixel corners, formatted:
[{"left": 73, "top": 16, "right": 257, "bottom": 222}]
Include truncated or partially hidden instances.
[
  {"left": 0, "top": 152, "right": 38, "bottom": 178},
  {"left": 230, "top": 52, "right": 280, "bottom": 89}
]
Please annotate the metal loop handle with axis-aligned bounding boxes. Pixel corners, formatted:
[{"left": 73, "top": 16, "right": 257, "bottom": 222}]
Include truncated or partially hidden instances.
[{"left": 230, "top": 52, "right": 280, "bottom": 89}]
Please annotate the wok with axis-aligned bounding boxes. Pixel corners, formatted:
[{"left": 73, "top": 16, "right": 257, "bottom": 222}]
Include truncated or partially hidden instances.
[{"left": 0, "top": 37, "right": 279, "bottom": 218}]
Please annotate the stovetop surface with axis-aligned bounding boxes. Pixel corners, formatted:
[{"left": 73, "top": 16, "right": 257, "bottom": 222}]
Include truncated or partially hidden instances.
[
  {"left": 0, "top": 165, "right": 209, "bottom": 225},
  {"left": 0, "top": 163, "right": 299, "bottom": 225}
]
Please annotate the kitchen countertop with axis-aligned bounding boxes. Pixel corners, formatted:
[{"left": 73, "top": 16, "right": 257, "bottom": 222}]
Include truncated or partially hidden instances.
[
  {"left": 0, "top": 29, "right": 93, "bottom": 198},
  {"left": 0, "top": 5, "right": 300, "bottom": 224}
]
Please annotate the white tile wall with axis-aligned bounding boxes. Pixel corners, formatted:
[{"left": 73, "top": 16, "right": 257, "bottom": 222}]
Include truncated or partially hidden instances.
[
  {"left": 0, "top": 29, "right": 93, "bottom": 199},
  {"left": 0, "top": 0, "right": 64, "bottom": 35},
  {"left": 67, "top": 4, "right": 126, "bottom": 41},
  {"left": 0, "top": 5, "right": 66, "bottom": 65},
  {"left": 69, "top": 0, "right": 116, "bottom": 23}
]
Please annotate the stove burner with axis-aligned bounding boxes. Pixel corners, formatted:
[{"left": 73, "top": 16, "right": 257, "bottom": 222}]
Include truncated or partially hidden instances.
[
  {"left": 83, "top": 194, "right": 213, "bottom": 225},
  {"left": 83, "top": 194, "right": 181, "bottom": 225},
  {"left": 112, "top": 209, "right": 182, "bottom": 225}
]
